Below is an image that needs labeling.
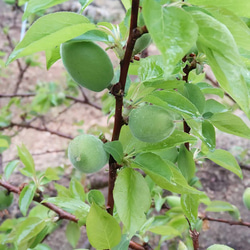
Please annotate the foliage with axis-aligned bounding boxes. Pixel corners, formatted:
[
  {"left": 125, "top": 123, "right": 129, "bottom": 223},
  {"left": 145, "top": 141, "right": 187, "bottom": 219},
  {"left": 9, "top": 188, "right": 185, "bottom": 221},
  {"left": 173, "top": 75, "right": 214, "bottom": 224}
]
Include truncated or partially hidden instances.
[{"left": 1, "top": 0, "right": 250, "bottom": 249}]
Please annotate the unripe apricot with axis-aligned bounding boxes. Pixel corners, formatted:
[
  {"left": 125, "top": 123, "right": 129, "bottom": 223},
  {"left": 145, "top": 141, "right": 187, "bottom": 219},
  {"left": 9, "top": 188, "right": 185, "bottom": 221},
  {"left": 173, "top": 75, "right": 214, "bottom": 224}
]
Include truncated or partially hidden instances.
[
  {"left": 68, "top": 134, "right": 108, "bottom": 173},
  {"left": 61, "top": 41, "right": 114, "bottom": 92},
  {"left": 0, "top": 188, "right": 13, "bottom": 211},
  {"left": 129, "top": 105, "right": 175, "bottom": 143},
  {"left": 243, "top": 187, "right": 250, "bottom": 210}
]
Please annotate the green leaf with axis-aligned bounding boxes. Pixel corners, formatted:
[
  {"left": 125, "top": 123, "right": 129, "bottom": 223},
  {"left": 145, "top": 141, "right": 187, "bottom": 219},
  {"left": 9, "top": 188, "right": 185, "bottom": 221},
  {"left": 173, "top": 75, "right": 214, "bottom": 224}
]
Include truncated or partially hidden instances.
[
  {"left": 121, "top": 0, "right": 131, "bottom": 10},
  {"left": 201, "top": 120, "right": 216, "bottom": 151},
  {"left": 103, "top": 141, "right": 123, "bottom": 164},
  {"left": 45, "top": 46, "right": 61, "bottom": 70},
  {"left": 140, "top": 130, "right": 197, "bottom": 152},
  {"left": 189, "top": 0, "right": 250, "bottom": 18},
  {"left": 66, "top": 221, "right": 80, "bottom": 248},
  {"left": 79, "top": 0, "right": 94, "bottom": 11},
  {"left": 143, "top": 2, "right": 198, "bottom": 76},
  {"left": 54, "top": 183, "right": 72, "bottom": 198},
  {"left": 7, "top": 217, "right": 46, "bottom": 249},
  {"left": 181, "top": 194, "right": 200, "bottom": 228},
  {"left": 19, "top": 184, "right": 36, "bottom": 216},
  {"left": 206, "top": 200, "right": 236, "bottom": 212},
  {"left": 149, "top": 225, "right": 181, "bottom": 238},
  {"left": 43, "top": 167, "right": 60, "bottom": 182},
  {"left": 178, "top": 241, "right": 188, "bottom": 250},
  {"left": 148, "top": 90, "right": 201, "bottom": 118},
  {"left": 167, "top": 215, "right": 189, "bottom": 233},
  {"left": 184, "top": 83, "right": 205, "bottom": 114},
  {"left": 209, "top": 112, "right": 250, "bottom": 139},
  {"left": 111, "top": 234, "right": 130, "bottom": 250},
  {"left": 133, "top": 152, "right": 201, "bottom": 194},
  {"left": 0, "top": 135, "right": 11, "bottom": 153},
  {"left": 0, "top": 138, "right": 8, "bottom": 148},
  {"left": 17, "top": 144, "right": 35, "bottom": 176},
  {"left": 7, "top": 12, "right": 95, "bottom": 64},
  {"left": 197, "top": 82, "right": 224, "bottom": 98},
  {"left": 190, "top": 10, "right": 250, "bottom": 117},
  {"left": 87, "top": 190, "right": 105, "bottom": 208},
  {"left": 69, "top": 177, "right": 85, "bottom": 201},
  {"left": 31, "top": 243, "right": 52, "bottom": 250},
  {"left": 114, "top": 168, "right": 151, "bottom": 235},
  {"left": 205, "top": 7, "right": 250, "bottom": 51},
  {"left": 204, "top": 99, "right": 228, "bottom": 114},
  {"left": 28, "top": 225, "right": 50, "bottom": 248},
  {"left": 207, "top": 245, "right": 234, "bottom": 250},
  {"left": 206, "top": 149, "right": 242, "bottom": 178},
  {"left": 138, "top": 55, "right": 164, "bottom": 82},
  {"left": 177, "top": 145, "right": 196, "bottom": 181},
  {"left": 86, "top": 202, "right": 121, "bottom": 249},
  {"left": 44, "top": 197, "right": 89, "bottom": 215},
  {"left": 4, "top": 160, "right": 19, "bottom": 180},
  {"left": 23, "top": 0, "right": 69, "bottom": 20}
]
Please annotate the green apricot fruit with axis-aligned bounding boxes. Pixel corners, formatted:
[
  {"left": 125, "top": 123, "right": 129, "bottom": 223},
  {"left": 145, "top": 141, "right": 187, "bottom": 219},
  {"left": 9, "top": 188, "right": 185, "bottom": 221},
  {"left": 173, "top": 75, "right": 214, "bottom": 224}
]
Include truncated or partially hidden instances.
[
  {"left": 61, "top": 41, "right": 114, "bottom": 92},
  {"left": 166, "top": 196, "right": 181, "bottom": 208},
  {"left": 133, "top": 33, "right": 152, "bottom": 55},
  {"left": 68, "top": 134, "right": 108, "bottom": 173},
  {"left": 243, "top": 187, "right": 250, "bottom": 210},
  {"left": 129, "top": 105, "right": 175, "bottom": 143},
  {"left": 0, "top": 188, "right": 14, "bottom": 211}
]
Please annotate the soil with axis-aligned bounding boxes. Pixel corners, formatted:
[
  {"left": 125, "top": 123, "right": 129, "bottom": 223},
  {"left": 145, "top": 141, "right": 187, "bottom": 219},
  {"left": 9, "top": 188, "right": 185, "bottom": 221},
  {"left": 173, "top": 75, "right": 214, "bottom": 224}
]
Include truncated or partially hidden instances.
[{"left": 1, "top": 1, "right": 250, "bottom": 250}]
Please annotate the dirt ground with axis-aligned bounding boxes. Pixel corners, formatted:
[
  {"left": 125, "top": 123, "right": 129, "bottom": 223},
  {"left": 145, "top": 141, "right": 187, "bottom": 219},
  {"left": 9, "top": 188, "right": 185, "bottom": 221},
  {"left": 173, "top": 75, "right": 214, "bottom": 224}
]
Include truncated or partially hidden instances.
[{"left": 1, "top": 1, "right": 250, "bottom": 249}]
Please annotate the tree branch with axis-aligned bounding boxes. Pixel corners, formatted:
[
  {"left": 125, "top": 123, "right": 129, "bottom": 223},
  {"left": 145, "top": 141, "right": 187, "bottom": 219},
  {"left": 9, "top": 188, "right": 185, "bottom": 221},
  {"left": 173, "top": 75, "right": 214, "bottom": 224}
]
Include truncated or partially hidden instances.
[
  {"left": 201, "top": 216, "right": 250, "bottom": 228},
  {"left": 0, "top": 180, "right": 150, "bottom": 250},
  {"left": 0, "top": 93, "right": 101, "bottom": 110},
  {"left": 0, "top": 122, "right": 73, "bottom": 139},
  {"left": 107, "top": 0, "right": 140, "bottom": 215}
]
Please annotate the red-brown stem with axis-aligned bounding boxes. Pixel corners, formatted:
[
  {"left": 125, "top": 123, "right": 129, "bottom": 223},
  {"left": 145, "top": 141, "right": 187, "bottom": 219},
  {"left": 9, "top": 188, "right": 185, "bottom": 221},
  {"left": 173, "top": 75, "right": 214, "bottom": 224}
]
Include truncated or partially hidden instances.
[
  {"left": 129, "top": 241, "right": 145, "bottom": 250},
  {"left": 182, "top": 57, "right": 198, "bottom": 249},
  {"left": 182, "top": 57, "right": 196, "bottom": 150},
  {"left": 107, "top": 0, "right": 140, "bottom": 215},
  {"left": 202, "top": 216, "right": 250, "bottom": 228}
]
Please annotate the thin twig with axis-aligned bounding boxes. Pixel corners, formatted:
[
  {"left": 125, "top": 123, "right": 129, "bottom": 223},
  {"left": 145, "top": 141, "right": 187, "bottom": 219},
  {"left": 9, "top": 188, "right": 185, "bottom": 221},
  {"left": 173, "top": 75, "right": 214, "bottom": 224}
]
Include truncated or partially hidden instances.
[
  {"left": 0, "top": 93, "right": 101, "bottom": 110},
  {"left": 0, "top": 122, "right": 73, "bottom": 139},
  {"left": 201, "top": 216, "right": 250, "bottom": 228}
]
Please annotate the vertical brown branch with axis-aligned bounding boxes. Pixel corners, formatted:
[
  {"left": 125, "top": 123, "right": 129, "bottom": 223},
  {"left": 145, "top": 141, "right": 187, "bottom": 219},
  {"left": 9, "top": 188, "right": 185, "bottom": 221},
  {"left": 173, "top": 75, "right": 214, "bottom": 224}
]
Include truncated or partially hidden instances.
[
  {"left": 182, "top": 56, "right": 196, "bottom": 150},
  {"left": 182, "top": 56, "right": 199, "bottom": 249},
  {"left": 107, "top": 0, "right": 140, "bottom": 215}
]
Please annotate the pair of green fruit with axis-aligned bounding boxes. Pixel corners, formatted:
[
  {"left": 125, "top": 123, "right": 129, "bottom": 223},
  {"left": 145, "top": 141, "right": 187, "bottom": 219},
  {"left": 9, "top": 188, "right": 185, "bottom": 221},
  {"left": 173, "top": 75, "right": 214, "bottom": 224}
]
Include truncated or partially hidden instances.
[
  {"left": 68, "top": 105, "right": 175, "bottom": 174},
  {"left": 60, "top": 34, "right": 151, "bottom": 92}
]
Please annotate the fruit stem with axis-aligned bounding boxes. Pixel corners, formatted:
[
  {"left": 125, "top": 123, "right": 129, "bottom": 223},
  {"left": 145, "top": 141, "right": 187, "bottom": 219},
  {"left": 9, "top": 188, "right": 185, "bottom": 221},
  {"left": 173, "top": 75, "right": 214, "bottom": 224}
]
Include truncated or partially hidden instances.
[{"left": 107, "top": 0, "right": 140, "bottom": 215}]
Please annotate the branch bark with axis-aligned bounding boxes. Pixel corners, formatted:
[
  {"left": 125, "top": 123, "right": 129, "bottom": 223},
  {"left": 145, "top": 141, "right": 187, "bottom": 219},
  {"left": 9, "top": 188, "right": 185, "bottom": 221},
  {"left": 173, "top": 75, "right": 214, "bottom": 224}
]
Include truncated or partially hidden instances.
[
  {"left": 107, "top": 0, "right": 140, "bottom": 215},
  {"left": 201, "top": 216, "right": 250, "bottom": 228},
  {"left": 0, "top": 93, "right": 101, "bottom": 110},
  {"left": 0, "top": 122, "right": 73, "bottom": 139}
]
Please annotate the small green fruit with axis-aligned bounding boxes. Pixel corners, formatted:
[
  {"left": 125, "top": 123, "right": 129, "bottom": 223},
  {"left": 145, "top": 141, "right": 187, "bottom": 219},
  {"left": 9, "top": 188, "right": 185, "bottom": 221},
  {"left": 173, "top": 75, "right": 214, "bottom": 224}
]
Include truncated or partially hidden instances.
[
  {"left": 68, "top": 134, "right": 108, "bottom": 173},
  {"left": 0, "top": 188, "right": 14, "bottom": 211},
  {"left": 129, "top": 105, "right": 175, "bottom": 143},
  {"left": 61, "top": 41, "right": 114, "bottom": 92},
  {"left": 243, "top": 187, "right": 250, "bottom": 210},
  {"left": 133, "top": 33, "right": 152, "bottom": 55},
  {"left": 166, "top": 196, "right": 181, "bottom": 208}
]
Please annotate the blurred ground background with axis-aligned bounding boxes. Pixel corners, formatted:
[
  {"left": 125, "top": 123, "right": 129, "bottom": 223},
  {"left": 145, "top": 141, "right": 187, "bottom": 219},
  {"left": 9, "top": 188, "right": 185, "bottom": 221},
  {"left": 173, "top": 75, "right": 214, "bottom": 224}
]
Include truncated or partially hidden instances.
[{"left": 1, "top": 1, "right": 250, "bottom": 249}]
